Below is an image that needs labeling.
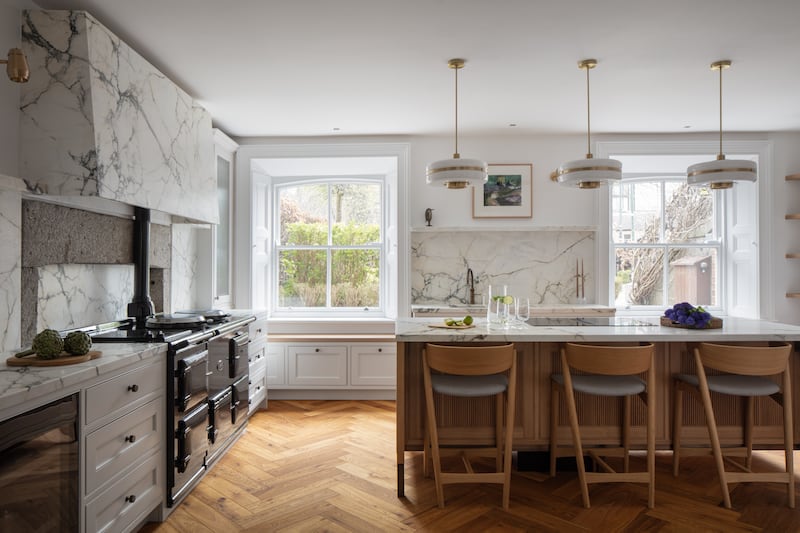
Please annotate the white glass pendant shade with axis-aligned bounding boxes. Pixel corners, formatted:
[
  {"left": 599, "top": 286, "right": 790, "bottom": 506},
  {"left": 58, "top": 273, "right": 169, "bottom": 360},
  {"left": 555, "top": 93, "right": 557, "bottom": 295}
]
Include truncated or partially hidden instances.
[
  {"left": 687, "top": 60, "right": 757, "bottom": 189},
  {"left": 553, "top": 59, "right": 621, "bottom": 189},
  {"left": 555, "top": 157, "right": 622, "bottom": 189},
  {"left": 687, "top": 157, "right": 756, "bottom": 189},
  {"left": 427, "top": 58, "right": 488, "bottom": 189},
  {"left": 426, "top": 156, "right": 488, "bottom": 189}
]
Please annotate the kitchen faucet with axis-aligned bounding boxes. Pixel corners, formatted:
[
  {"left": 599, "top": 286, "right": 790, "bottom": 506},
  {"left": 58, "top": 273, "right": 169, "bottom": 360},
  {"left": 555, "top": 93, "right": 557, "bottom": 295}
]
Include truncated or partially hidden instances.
[{"left": 466, "top": 268, "right": 475, "bottom": 305}]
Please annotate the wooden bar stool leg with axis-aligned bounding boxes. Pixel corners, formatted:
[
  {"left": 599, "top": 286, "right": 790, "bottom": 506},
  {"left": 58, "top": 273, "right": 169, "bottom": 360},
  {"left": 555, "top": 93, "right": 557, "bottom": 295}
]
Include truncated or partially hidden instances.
[
  {"left": 550, "top": 381, "right": 559, "bottom": 477},
  {"left": 695, "top": 356, "right": 732, "bottom": 509},
  {"left": 744, "top": 396, "right": 754, "bottom": 471},
  {"left": 647, "top": 359, "right": 656, "bottom": 509},
  {"left": 496, "top": 392, "right": 503, "bottom": 472},
  {"left": 782, "top": 367, "right": 795, "bottom": 508},
  {"left": 503, "top": 383, "right": 516, "bottom": 510},
  {"left": 423, "top": 421, "right": 431, "bottom": 478},
  {"left": 672, "top": 380, "right": 683, "bottom": 477},
  {"left": 562, "top": 369, "right": 590, "bottom": 508},
  {"left": 623, "top": 395, "right": 631, "bottom": 473}
]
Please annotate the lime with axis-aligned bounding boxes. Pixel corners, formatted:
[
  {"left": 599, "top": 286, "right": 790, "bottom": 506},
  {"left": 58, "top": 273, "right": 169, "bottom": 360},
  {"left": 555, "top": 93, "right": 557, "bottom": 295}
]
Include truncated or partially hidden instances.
[
  {"left": 463, "top": 315, "right": 473, "bottom": 326},
  {"left": 445, "top": 319, "right": 455, "bottom": 326},
  {"left": 502, "top": 295, "right": 514, "bottom": 305}
]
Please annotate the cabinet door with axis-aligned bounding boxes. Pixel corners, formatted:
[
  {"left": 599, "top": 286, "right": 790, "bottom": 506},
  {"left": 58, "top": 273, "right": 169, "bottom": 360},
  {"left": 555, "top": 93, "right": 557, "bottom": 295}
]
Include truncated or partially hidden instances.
[
  {"left": 249, "top": 366, "right": 267, "bottom": 413},
  {"left": 350, "top": 344, "right": 396, "bottom": 386},
  {"left": 288, "top": 345, "right": 347, "bottom": 386},
  {"left": 266, "top": 343, "right": 286, "bottom": 386}
]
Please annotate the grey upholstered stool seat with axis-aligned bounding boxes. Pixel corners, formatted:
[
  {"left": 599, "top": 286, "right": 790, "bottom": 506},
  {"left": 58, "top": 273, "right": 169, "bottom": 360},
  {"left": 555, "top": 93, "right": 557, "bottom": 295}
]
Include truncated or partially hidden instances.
[
  {"left": 431, "top": 374, "right": 509, "bottom": 397},
  {"left": 672, "top": 341, "right": 794, "bottom": 509},
  {"left": 551, "top": 374, "right": 645, "bottom": 397},
  {"left": 423, "top": 343, "right": 518, "bottom": 510},
  {"left": 674, "top": 373, "right": 780, "bottom": 396}
]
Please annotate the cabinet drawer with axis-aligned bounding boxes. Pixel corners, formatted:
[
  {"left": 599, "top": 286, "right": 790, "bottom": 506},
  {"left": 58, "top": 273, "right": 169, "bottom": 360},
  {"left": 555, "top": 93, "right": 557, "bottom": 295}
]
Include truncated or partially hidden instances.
[
  {"left": 266, "top": 343, "right": 286, "bottom": 385},
  {"left": 85, "top": 398, "right": 163, "bottom": 495},
  {"left": 288, "top": 346, "right": 347, "bottom": 386},
  {"left": 85, "top": 362, "right": 161, "bottom": 425},
  {"left": 248, "top": 339, "right": 267, "bottom": 371},
  {"left": 350, "top": 344, "right": 396, "bottom": 386},
  {"left": 249, "top": 317, "right": 267, "bottom": 342},
  {"left": 249, "top": 366, "right": 267, "bottom": 413},
  {"left": 85, "top": 452, "right": 162, "bottom": 533}
]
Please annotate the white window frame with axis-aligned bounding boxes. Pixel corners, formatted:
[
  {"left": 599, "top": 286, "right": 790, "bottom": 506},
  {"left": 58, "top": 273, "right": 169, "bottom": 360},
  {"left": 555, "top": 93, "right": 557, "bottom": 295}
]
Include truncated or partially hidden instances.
[
  {"left": 233, "top": 143, "right": 408, "bottom": 320},
  {"left": 271, "top": 175, "right": 386, "bottom": 317},
  {"left": 596, "top": 140, "right": 772, "bottom": 318}
]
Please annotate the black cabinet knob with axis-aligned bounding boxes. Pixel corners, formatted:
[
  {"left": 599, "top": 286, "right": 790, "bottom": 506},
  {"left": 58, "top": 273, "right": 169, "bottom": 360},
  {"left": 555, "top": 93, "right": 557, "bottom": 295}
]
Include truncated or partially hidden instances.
[
  {"left": 125, "top": 494, "right": 136, "bottom": 503},
  {"left": 378, "top": 348, "right": 382, "bottom": 352},
  {"left": 127, "top": 384, "right": 139, "bottom": 392},
  {"left": 315, "top": 348, "right": 320, "bottom": 352},
  {"left": 125, "top": 434, "right": 136, "bottom": 443}
]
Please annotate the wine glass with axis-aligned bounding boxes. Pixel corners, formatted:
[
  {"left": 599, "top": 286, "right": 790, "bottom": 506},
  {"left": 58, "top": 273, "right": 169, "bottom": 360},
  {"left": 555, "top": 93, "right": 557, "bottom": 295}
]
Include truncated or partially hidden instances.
[{"left": 515, "top": 297, "right": 530, "bottom": 323}]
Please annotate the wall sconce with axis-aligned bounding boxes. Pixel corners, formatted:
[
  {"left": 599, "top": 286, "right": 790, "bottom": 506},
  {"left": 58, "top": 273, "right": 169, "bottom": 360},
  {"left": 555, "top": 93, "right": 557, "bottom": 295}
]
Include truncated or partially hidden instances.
[{"left": 1, "top": 48, "right": 29, "bottom": 83}]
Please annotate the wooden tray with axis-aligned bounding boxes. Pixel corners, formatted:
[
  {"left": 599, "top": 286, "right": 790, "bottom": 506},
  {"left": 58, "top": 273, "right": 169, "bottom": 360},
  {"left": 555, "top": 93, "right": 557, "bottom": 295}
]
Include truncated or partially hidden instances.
[
  {"left": 6, "top": 350, "right": 102, "bottom": 367},
  {"left": 660, "top": 316, "right": 723, "bottom": 329},
  {"left": 427, "top": 324, "right": 475, "bottom": 330}
]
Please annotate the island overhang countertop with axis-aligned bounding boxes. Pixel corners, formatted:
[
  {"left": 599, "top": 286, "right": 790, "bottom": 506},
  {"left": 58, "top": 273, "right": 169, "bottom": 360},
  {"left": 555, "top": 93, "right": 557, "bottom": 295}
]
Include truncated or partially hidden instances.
[{"left": 395, "top": 316, "right": 800, "bottom": 342}]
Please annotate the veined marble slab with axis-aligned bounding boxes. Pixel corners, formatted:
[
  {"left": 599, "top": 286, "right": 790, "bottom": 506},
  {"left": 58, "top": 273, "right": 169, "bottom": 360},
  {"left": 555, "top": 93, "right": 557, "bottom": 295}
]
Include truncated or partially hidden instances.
[
  {"left": 36, "top": 264, "right": 134, "bottom": 332},
  {"left": 20, "top": 10, "right": 216, "bottom": 223},
  {"left": 171, "top": 224, "right": 200, "bottom": 312},
  {"left": 396, "top": 316, "right": 800, "bottom": 342},
  {"left": 0, "top": 343, "right": 165, "bottom": 418},
  {"left": 411, "top": 230, "right": 594, "bottom": 306},
  {"left": 0, "top": 191, "right": 20, "bottom": 352}
]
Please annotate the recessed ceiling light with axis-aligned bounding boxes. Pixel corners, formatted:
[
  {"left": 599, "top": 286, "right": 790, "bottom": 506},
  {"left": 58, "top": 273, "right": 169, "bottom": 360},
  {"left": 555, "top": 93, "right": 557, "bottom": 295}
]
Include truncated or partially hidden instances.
[
  {"left": 333, "top": 127, "right": 341, "bottom": 131},
  {"left": 509, "top": 123, "right": 517, "bottom": 127},
  {"left": 683, "top": 125, "right": 691, "bottom": 129}
]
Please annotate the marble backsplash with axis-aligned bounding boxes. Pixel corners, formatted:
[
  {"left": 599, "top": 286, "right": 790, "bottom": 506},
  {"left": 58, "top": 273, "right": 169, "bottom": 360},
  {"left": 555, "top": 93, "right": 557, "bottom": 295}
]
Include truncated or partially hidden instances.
[
  {"left": 35, "top": 264, "right": 134, "bottom": 332},
  {"left": 411, "top": 230, "right": 595, "bottom": 306},
  {"left": 0, "top": 191, "right": 21, "bottom": 352}
]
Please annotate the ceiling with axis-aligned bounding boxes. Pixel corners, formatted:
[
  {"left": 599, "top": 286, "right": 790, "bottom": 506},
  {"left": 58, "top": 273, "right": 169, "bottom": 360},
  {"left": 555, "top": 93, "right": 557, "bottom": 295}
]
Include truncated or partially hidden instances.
[{"left": 33, "top": 0, "right": 800, "bottom": 138}]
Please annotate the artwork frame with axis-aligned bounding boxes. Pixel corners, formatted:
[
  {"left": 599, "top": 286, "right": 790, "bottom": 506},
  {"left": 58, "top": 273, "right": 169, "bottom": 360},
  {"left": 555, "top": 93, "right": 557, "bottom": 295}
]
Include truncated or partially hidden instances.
[{"left": 472, "top": 163, "right": 533, "bottom": 219}]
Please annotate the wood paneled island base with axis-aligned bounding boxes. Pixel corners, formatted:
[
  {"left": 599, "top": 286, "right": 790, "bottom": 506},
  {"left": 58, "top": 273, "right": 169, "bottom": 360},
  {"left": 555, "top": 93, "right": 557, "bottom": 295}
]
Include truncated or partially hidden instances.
[{"left": 394, "top": 317, "right": 800, "bottom": 498}]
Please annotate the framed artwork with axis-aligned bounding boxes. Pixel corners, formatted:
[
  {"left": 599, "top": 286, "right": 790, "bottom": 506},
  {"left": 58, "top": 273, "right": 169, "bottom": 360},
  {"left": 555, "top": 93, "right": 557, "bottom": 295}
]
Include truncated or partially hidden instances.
[{"left": 472, "top": 163, "right": 533, "bottom": 219}]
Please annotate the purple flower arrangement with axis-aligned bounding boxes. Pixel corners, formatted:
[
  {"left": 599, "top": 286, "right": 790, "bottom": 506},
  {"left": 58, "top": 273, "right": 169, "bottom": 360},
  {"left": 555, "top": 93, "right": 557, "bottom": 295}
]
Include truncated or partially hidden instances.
[{"left": 663, "top": 302, "right": 713, "bottom": 329}]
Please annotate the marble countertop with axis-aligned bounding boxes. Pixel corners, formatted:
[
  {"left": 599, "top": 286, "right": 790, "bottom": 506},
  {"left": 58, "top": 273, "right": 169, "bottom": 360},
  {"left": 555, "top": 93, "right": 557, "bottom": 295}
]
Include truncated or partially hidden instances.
[
  {"left": 411, "top": 303, "right": 615, "bottom": 316},
  {"left": 396, "top": 316, "right": 800, "bottom": 342},
  {"left": 0, "top": 342, "right": 167, "bottom": 415}
]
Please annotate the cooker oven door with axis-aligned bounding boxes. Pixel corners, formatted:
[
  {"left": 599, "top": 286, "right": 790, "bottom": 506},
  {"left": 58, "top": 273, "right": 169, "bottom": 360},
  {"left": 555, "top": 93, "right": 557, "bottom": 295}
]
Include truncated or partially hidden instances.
[
  {"left": 172, "top": 402, "right": 209, "bottom": 504},
  {"left": 175, "top": 345, "right": 208, "bottom": 413},
  {"left": 229, "top": 331, "right": 249, "bottom": 378},
  {"left": 207, "top": 388, "right": 234, "bottom": 464},
  {"left": 232, "top": 374, "right": 249, "bottom": 426}
]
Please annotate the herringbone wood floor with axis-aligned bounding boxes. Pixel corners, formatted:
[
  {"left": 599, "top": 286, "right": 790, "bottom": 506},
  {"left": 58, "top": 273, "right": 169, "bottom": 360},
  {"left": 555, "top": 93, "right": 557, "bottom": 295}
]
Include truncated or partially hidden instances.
[{"left": 141, "top": 400, "right": 800, "bottom": 532}]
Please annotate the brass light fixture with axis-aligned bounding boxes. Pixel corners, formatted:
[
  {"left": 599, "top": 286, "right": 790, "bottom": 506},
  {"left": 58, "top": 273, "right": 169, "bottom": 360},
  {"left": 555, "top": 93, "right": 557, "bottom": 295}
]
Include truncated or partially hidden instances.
[
  {"left": 686, "top": 60, "right": 756, "bottom": 189},
  {"left": 0, "top": 48, "right": 29, "bottom": 83},
  {"left": 552, "top": 59, "right": 621, "bottom": 189},
  {"left": 426, "top": 58, "right": 487, "bottom": 189}
]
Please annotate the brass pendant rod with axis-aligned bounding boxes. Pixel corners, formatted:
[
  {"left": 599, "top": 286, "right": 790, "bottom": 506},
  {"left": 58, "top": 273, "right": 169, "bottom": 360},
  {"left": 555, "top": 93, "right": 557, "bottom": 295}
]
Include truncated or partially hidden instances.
[
  {"left": 454, "top": 64, "right": 459, "bottom": 157},
  {"left": 718, "top": 63, "right": 723, "bottom": 158},
  {"left": 585, "top": 65, "right": 592, "bottom": 157}
]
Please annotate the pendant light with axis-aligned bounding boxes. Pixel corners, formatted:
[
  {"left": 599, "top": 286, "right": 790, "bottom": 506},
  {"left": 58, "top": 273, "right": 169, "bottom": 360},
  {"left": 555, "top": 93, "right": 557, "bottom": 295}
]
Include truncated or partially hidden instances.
[
  {"left": 552, "top": 59, "right": 621, "bottom": 189},
  {"left": 426, "top": 58, "right": 488, "bottom": 189},
  {"left": 687, "top": 60, "right": 756, "bottom": 189}
]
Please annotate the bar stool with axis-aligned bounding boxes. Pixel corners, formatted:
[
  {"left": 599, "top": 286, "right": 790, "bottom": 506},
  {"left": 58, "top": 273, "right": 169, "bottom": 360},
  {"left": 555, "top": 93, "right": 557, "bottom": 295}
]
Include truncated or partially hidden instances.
[
  {"left": 549, "top": 342, "right": 656, "bottom": 509},
  {"left": 422, "top": 343, "right": 517, "bottom": 509},
  {"left": 672, "top": 342, "right": 794, "bottom": 509}
]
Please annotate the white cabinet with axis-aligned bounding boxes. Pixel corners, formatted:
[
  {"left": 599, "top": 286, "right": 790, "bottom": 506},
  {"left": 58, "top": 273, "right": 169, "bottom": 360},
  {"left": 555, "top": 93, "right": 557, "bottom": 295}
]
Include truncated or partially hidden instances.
[
  {"left": 266, "top": 343, "right": 286, "bottom": 386},
  {"left": 83, "top": 359, "right": 164, "bottom": 533},
  {"left": 288, "top": 345, "right": 348, "bottom": 386},
  {"left": 268, "top": 337, "right": 396, "bottom": 398},
  {"left": 350, "top": 344, "right": 396, "bottom": 386},
  {"left": 247, "top": 315, "right": 268, "bottom": 414}
]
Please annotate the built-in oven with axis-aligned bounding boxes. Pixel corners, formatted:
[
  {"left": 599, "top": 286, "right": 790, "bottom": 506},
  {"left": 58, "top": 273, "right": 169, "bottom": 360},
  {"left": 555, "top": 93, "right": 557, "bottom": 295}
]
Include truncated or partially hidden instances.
[
  {"left": 172, "top": 401, "right": 209, "bottom": 505},
  {"left": 208, "top": 326, "right": 249, "bottom": 395},
  {"left": 208, "top": 388, "right": 234, "bottom": 464},
  {"left": 0, "top": 394, "right": 79, "bottom": 532},
  {"left": 232, "top": 374, "right": 249, "bottom": 425}
]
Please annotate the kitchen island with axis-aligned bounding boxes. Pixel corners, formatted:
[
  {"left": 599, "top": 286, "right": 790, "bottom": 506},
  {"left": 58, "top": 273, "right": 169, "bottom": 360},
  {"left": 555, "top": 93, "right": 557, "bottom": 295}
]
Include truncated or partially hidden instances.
[{"left": 394, "top": 316, "right": 800, "bottom": 496}]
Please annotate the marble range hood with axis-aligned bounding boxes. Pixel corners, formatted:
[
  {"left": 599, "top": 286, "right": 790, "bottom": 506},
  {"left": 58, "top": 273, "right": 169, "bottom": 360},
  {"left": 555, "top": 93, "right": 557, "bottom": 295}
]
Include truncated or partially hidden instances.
[{"left": 18, "top": 10, "right": 218, "bottom": 224}]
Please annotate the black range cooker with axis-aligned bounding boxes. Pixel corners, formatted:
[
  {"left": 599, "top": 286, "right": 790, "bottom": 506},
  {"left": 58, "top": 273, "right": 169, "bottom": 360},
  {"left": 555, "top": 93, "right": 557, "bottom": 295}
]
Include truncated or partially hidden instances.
[{"left": 89, "top": 310, "right": 255, "bottom": 508}]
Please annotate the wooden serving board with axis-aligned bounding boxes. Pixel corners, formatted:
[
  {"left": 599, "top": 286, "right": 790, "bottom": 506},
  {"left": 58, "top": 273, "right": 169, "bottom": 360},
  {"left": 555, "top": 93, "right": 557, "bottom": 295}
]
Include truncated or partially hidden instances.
[
  {"left": 660, "top": 316, "right": 723, "bottom": 329},
  {"left": 427, "top": 324, "right": 475, "bottom": 330},
  {"left": 6, "top": 350, "right": 102, "bottom": 367}
]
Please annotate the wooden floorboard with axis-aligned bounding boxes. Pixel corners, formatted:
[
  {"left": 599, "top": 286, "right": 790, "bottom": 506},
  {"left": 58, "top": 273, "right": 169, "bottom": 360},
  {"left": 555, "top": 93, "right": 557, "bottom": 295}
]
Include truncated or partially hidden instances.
[{"left": 141, "top": 400, "right": 800, "bottom": 533}]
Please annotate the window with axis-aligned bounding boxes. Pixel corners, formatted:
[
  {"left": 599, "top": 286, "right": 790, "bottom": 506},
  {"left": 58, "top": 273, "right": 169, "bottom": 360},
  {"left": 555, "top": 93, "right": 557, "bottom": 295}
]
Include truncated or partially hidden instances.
[
  {"left": 275, "top": 179, "right": 383, "bottom": 311},
  {"left": 612, "top": 177, "right": 720, "bottom": 309},
  {"left": 600, "top": 145, "right": 763, "bottom": 318}
]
